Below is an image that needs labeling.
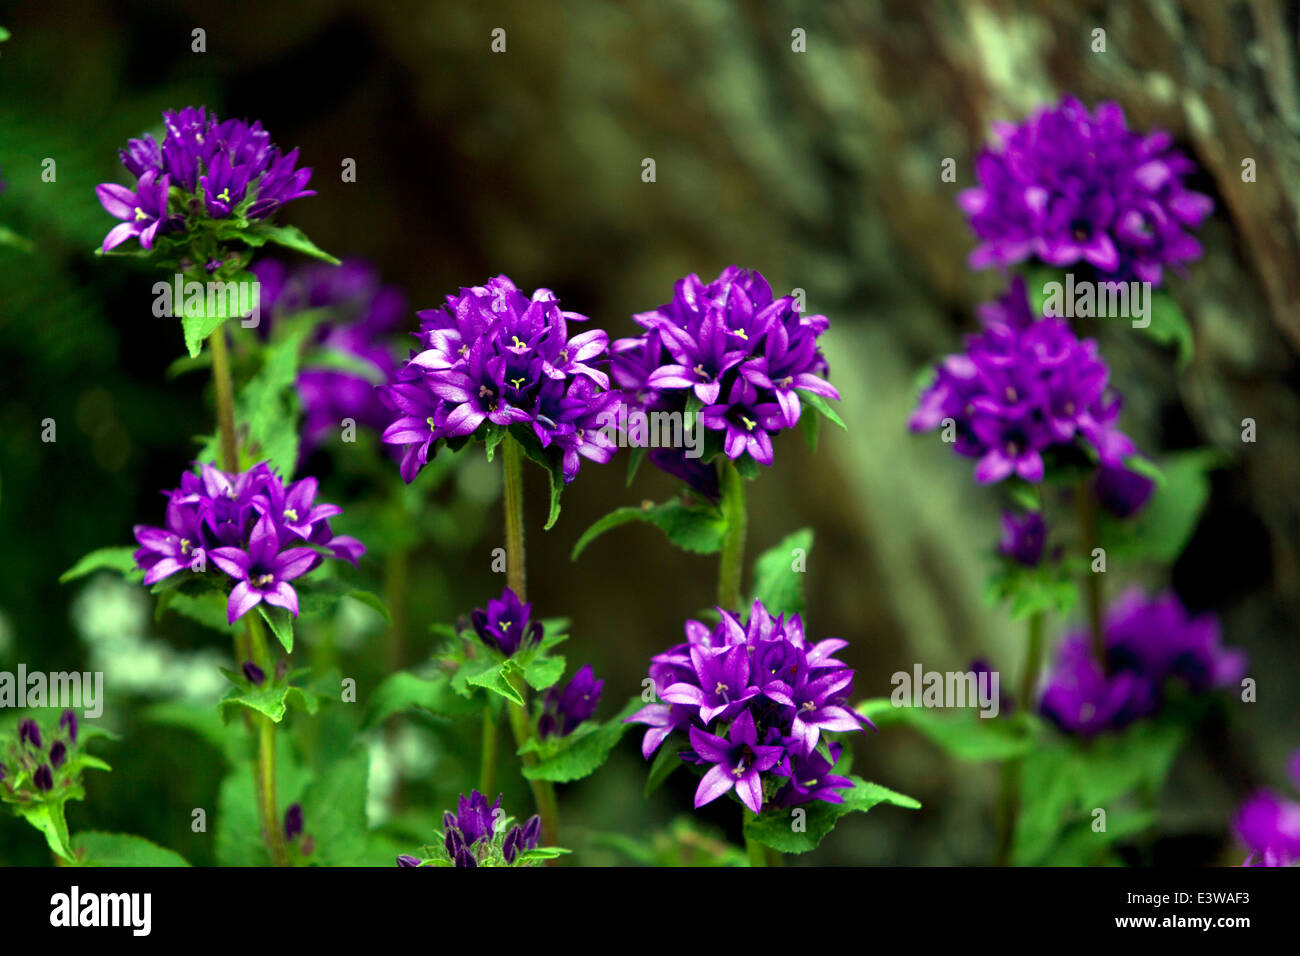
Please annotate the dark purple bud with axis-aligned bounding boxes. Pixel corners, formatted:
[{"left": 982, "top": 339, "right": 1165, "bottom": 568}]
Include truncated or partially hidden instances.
[
  {"left": 997, "top": 511, "right": 1046, "bottom": 567},
  {"left": 521, "top": 814, "right": 541, "bottom": 849},
  {"left": 444, "top": 826, "right": 465, "bottom": 859},
  {"left": 34, "top": 764, "right": 54, "bottom": 792},
  {"left": 18, "top": 719, "right": 41, "bottom": 749},
  {"left": 453, "top": 846, "right": 477, "bottom": 868},
  {"left": 284, "top": 803, "right": 303, "bottom": 841},
  {"left": 59, "top": 710, "right": 78, "bottom": 744},
  {"left": 242, "top": 661, "right": 266, "bottom": 685},
  {"left": 502, "top": 826, "right": 522, "bottom": 864},
  {"left": 49, "top": 742, "right": 67, "bottom": 769},
  {"left": 396, "top": 854, "right": 422, "bottom": 868},
  {"left": 1094, "top": 464, "right": 1155, "bottom": 519}
]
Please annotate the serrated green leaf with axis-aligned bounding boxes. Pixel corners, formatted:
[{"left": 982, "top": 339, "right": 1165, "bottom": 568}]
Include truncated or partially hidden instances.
[
  {"left": 74, "top": 832, "right": 190, "bottom": 867},
  {"left": 743, "top": 774, "right": 919, "bottom": 854},
  {"left": 219, "top": 679, "right": 318, "bottom": 724},
  {"left": 571, "top": 499, "right": 729, "bottom": 560},
  {"left": 258, "top": 603, "right": 294, "bottom": 653},
  {"left": 521, "top": 699, "right": 640, "bottom": 783},
  {"left": 59, "top": 546, "right": 141, "bottom": 584},
  {"left": 522, "top": 654, "right": 566, "bottom": 692},
  {"left": 364, "top": 670, "right": 483, "bottom": 726},
  {"left": 300, "top": 747, "right": 371, "bottom": 865},
  {"left": 466, "top": 660, "right": 525, "bottom": 706},
  {"left": 248, "top": 224, "right": 340, "bottom": 264},
  {"left": 750, "top": 527, "right": 813, "bottom": 616}
]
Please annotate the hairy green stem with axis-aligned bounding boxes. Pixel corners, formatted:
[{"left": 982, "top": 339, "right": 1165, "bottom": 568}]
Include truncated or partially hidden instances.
[
  {"left": 208, "top": 325, "right": 239, "bottom": 473},
  {"left": 506, "top": 687, "right": 559, "bottom": 849},
  {"left": 717, "top": 460, "right": 748, "bottom": 610},
  {"left": 502, "top": 437, "right": 527, "bottom": 599},
  {"left": 994, "top": 610, "right": 1045, "bottom": 866},
  {"left": 246, "top": 614, "right": 287, "bottom": 867}
]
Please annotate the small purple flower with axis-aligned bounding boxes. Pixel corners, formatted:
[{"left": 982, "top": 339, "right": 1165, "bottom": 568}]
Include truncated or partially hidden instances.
[
  {"left": 1039, "top": 588, "right": 1245, "bottom": 735},
  {"left": 96, "top": 169, "right": 171, "bottom": 252},
  {"left": 1093, "top": 463, "right": 1155, "bottom": 518},
  {"left": 19, "top": 719, "right": 41, "bottom": 749},
  {"left": 538, "top": 664, "right": 604, "bottom": 738},
  {"left": 49, "top": 742, "right": 67, "bottom": 769},
  {"left": 698, "top": 378, "right": 786, "bottom": 466},
  {"left": 959, "top": 97, "right": 1213, "bottom": 285},
  {"left": 773, "top": 742, "right": 854, "bottom": 807},
  {"left": 33, "top": 765, "right": 54, "bottom": 792},
  {"left": 998, "top": 511, "right": 1047, "bottom": 567},
  {"left": 1235, "top": 749, "right": 1300, "bottom": 867},
  {"left": 689, "top": 710, "right": 784, "bottom": 814},
  {"left": 470, "top": 587, "right": 542, "bottom": 657},
  {"left": 209, "top": 512, "right": 321, "bottom": 623}
]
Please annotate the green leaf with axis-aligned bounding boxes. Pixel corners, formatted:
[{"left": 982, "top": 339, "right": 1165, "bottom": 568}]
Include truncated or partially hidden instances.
[
  {"left": 644, "top": 740, "right": 683, "bottom": 797},
  {"left": 363, "top": 670, "right": 482, "bottom": 726},
  {"left": 240, "top": 223, "right": 340, "bottom": 264},
  {"left": 155, "top": 588, "right": 235, "bottom": 635},
  {"left": 0, "top": 223, "right": 33, "bottom": 251},
  {"left": 571, "top": 498, "right": 729, "bottom": 560},
  {"left": 177, "top": 275, "right": 258, "bottom": 359},
  {"left": 522, "top": 654, "right": 566, "bottom": 692},
  {"left": 625, "top": 446, "right": 647, "bottom": 485},
  {"left": 215, "top": 757, "right": 311, "bottom": 866},
  {"left": 237, "top": 323, "right": 307, "bottom": 476},
  {"left": 797, "top": 389, "right": 845, "bottom": 429},
  {"left": 750, "top": 527, "right": 813, "bottom": 616},
  {"left": 59, "top": 546, "right": 141, "bottom": 584},
  {"left": 141, "top": 701, "right": 245, "bottom": 766},
  {"left": 17, "top": 801, "right": 76, "bottom": 862},
  {"left": 1104, "top": 449, "right": 1227, "bottom": 564},
  {"left": 258, "top": 603, "right": 294, "bottom": 653},
  {"left": 219, "top": 674, "right": 318, "bottom": 724},
  {"left": 521, "top": 699, "right": 640, "bottom": 783},
  {"left": 857, "top": 698, "right": 1041, "bottom": 762},
  {"left": 74, "top": 832, "right": 190, "bottom": 867},
  {"left": 1142, "top": 292, "right": 1194, "bottom": 368},
  {"left": 465, "top": 659, "right": 526, "bottom": 706},
  {"left": 743, "top": 774, "right": 919, "bottom": 854},
  {"left": 800, "top": 404, "right": 820, "bottom": 451},
  {"left": 984, "top": 560, "right": 1079, "bottom": 620}
]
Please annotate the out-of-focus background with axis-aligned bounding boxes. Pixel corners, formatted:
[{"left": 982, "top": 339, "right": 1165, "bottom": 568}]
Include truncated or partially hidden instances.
[{"left": 0, "top": 0, "right": 1296, "bottom": 865}]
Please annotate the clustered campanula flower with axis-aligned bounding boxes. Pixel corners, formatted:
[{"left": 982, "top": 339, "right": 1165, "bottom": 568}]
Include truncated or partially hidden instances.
[
  {"left": 910, "top": 277, "right": 1137, "bottom": 484},
  {"left": 1, "top": 711, "right": 84, "bottom": 802},
  {"left": 251, "top": 258, "right": 405, "bottom": 458},
  {"left": 628, "top": 599, "right": 869, "bottom": 815},
  {"left": 469, "top": 586, "right": 542, "bottom": 657},
  {"left": 538, "top": 664, "right": 603, "bottom": 739},
  {"left": 959, "top": 97, "right": 1213, "bottom": 285},
  {"left": 1038, "top": 588, "right": 1246, "bottom": 736},
  {"left": 131, "top": 462, "right": 363, "bottom": 624},
  {"left": 613, "top": 266, "right": 839, "bottom": 483},
  {"left": 379, "top": 275, "right": 619, "bottom": 484},
  {"left": 398, "top": 791, "right": 541, "bottom": 867},
  {"left": 1235, "top": 750, "right": 1300, "bottom": 867},
  {"left": 96, "top": 106, "right": 315, "bottom": 253}
]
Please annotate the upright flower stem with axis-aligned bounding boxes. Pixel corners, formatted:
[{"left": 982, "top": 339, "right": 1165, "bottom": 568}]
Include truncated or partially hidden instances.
[
  {"left": 208, "top": 324, "right": 240, "bottom": 473},
  {"left": 1074, "top": 479, "right": 1106, "bottom": 670},
  {"left": 497, "top": 435, "right": 559, "bottom": 851},
  {"left": 246, "top": 613, "right": 287, "bottom": 867},
  {"left": 994, "top": 609, "right": 1045, "bottom": 866},
  {"left": 745, "top": 832, "right": 766, "bottom": 867},
  {"left": 501, "top": 437, "right": 527, "bottom": 598},
  {"left": 717, "top": 460, "right": 748, "bottom": 610}
]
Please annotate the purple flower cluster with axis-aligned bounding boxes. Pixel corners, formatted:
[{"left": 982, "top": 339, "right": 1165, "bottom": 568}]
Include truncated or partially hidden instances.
[
  {"left": 380, "top": 275, "right": 618, "bottom": 484},
  {"left": 1038, "top": 589, "right": 1246, "bottom": 736},
  {"left": 2, "top": 711, "right": 80, "bottom": 799},
  {"left": 397, "top": 791, "right": 540, "bottom": 867},
  {"left": 538, "top": 664, "right": 603, "bottom": 738},
  {"left": 613, "top": 266, "right": 839, "bottom": 476},
  {"left": 251, "top": 258, "right": 405, "bottom": 457},
  {"left": 469, "top": 586, "right": 542, "bottom": 657},
  {"left": 96, "top": 106, "right": 314, "bottom": 252},
  {"left": 910, "top": 277, "right": 1136, "bottom": 483},
  {"left": 959, "top": 97, "right": 1213, "bottom": 285},
  {"left": 132, "top": 462, "right": 363, "bottom": 624},
  {"left": 1235, "top": 750, "right": 1300, "bottom": 867},
  {"left": 627, "top": 599, "right": 869, "bottom": 815}
]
